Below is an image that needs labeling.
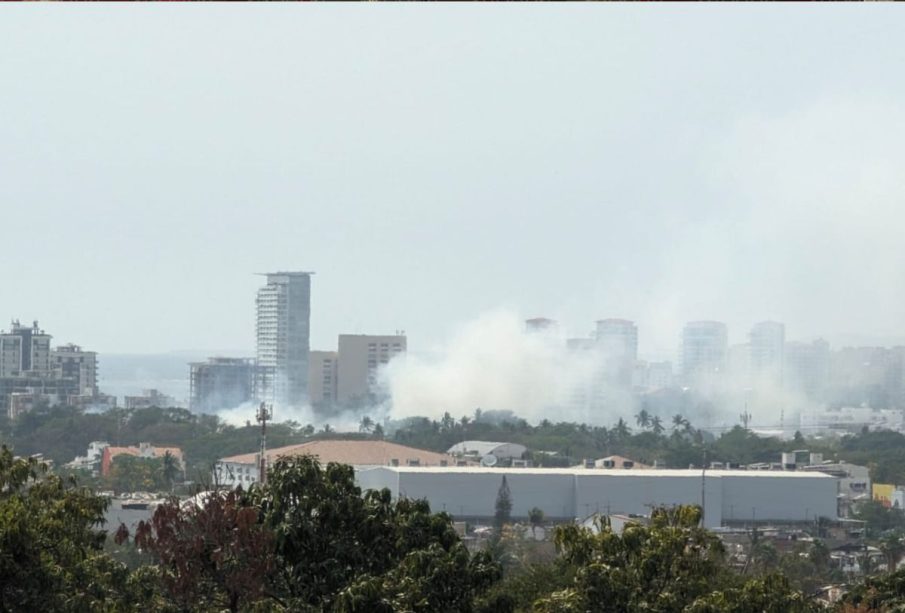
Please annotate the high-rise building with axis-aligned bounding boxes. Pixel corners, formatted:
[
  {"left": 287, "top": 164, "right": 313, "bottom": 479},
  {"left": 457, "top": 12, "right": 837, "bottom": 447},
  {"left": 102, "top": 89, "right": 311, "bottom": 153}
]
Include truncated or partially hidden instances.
[
  {"left": 749, "top": 321, "right": 785, "bottom": 386},
  {"left": 336, "top": 334, "right": 406, "bottom": 405},
  {"left": 255, "top": 271, "right": 312, "bottom": 407},
  {"left": 785, "top": 339, "right": 830, "bottom": 401},
  {"left": 595, "top": 319, "right": 638, "bottom": 386},
  {"left": 51, "top": 344, "right": 98, "bottom": 396},
  {"left": 308, "top": 350, "right": 338, "bottom": 407},
  {"left": 0, "top": 320, "right": 52, "bottom": 377},
  {"left": 189, "top": 357, "right": 256, "bottom": 412},
  {"left": 525, "top": 318, "right": 557, "bottom": 333},
  {"left": 633, "top": 360, "right": 673, "bottom": 391},
  {"left": 0, "top": 320, "right": 107, "bottom": 417},
  {"left": 680, "top": 321, "right": 728, "bottom": 386}
]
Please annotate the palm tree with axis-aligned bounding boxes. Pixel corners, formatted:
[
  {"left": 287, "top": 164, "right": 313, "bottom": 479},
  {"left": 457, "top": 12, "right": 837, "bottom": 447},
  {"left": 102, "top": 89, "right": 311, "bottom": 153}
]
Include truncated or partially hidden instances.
[
  {"left": 672, "top": 414, "right": 687, "bottom": 432},
  {"left": 614, "top": 418, "right": 631, "bottom": 441},
  {"left": 359, "top": 416, "right": 374, "bottom": 433},
  {"left": 635, "top": 409, "right": 651, "bottom": 430},
  {"left": 650, "top": 416, "right": 665, "bottom": 436},
  {"left": 880, "top": 534, "right": 905, "bottom": 572},
  {"left": 159, "top": 451, "right": 180, "bottom": 493},
  {"left": 440, "top": 412, "right": 455, "bottom": 432}
]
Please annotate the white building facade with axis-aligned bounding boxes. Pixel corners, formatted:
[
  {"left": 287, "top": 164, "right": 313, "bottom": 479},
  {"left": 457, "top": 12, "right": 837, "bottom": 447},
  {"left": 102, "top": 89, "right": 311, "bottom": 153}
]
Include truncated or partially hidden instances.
[
  {"left": 255, "top": 271, "right": 312, "bottom": 407},
  {"left": 356, "top": 466, "right": 838, "bottom": 529}
]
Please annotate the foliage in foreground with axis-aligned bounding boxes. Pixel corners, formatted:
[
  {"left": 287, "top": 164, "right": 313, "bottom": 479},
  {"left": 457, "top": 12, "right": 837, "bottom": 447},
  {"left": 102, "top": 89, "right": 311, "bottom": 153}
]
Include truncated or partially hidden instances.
[
  {"left": 0, "top": 445, "right": 141, "bottom": 611},
  {"left": 125, "top": 455, "right": 500, "bottom": 612},
  {"left": 5, "top": 442, "right": 905, "bottom": 612}
]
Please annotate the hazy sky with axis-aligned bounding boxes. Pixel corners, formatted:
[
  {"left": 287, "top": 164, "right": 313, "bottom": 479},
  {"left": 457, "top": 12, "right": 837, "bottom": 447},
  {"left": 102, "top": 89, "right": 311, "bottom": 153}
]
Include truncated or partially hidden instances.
[{"left": 2, "top": 6, "right": 904, "bottom": 359}]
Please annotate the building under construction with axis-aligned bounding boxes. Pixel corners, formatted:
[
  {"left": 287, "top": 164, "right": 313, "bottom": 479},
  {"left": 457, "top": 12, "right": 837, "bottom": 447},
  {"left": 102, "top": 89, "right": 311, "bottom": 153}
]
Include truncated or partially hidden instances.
[{"left": 189, "top": 357, "right": 256, "bottom": 412}]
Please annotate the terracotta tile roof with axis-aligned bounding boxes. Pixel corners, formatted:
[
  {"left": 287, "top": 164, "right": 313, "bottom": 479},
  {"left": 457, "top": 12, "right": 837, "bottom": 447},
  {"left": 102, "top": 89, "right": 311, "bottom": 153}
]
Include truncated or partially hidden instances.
[{"left": 219, "top": 439, "right": 453, "bottom": 468}]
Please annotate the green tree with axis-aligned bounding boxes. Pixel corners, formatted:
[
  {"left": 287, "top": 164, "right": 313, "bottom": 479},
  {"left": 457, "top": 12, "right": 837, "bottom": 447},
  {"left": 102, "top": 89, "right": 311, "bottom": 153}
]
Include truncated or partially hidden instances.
[
  {"left": 880, "top": 533, "right": 905, "bottom": 572},
  {"left": 687, "top": 574, "right": 820, "bottom": 613},
  {"left": 158, "top": 450, "right": 180, "bottom": 492},
  {"left": 854, "top": 499, "right": 905, "bottom": 537},
  {"left": 535, "top": 506, "right": 729, "bottom": 612},
  {"left": 0, "top": 446, "right": 140, "bottom": 611},
  {"left": 107, "top": 454, "right": 164, "bottom": 493},
  {"left": 613, "top": 417, "right": 631, "bottom": 441},
  {"left": 840, "top": 565, "right": 905, "bottom": 610},
  {"left": 651, "top": 415, "right": 665, "bottom": 435},
  {"left": 528, "top": 506, "right": 545, "bottom": 538},
  {"left": 495, "top": 476, "right": 513, "bottom": 530},
  {"left": 250, "top": 455, "right": 502, "bottom": 610}
]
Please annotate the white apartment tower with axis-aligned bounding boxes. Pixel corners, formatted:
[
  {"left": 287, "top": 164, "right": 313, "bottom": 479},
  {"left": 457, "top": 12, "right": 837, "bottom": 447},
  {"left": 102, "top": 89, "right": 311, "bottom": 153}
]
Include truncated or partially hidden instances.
[
  {"left": 595, "top": 319, "right": 638, "bottom": 386},
  {"left": 749, "top": 321, "right": 785, "bottom": 386},
  {"left": 255, "top": 271, "right": 312, "bottom": 407},
  {"left": 681, "top": 321, "right": 728, "bottom": 386}
]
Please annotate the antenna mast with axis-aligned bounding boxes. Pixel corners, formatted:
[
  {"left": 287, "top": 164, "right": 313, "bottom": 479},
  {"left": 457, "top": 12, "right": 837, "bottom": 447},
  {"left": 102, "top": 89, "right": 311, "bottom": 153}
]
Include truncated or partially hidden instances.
[{"left": 257, "top": 401, "right": 272, "bottom": 483}]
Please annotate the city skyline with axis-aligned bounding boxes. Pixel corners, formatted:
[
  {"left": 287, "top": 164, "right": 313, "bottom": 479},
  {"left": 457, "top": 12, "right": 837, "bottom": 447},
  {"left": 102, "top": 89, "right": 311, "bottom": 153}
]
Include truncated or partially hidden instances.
[{"left": 3, "top": 8, "right": 905, "bottom": 357}]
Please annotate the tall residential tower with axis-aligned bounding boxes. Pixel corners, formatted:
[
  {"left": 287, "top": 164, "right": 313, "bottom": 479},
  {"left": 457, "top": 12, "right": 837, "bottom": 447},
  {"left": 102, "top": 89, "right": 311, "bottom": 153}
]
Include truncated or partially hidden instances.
[
  {"left": 749, "top": 321, "right": 785, "bottom": 386},
  {"left": 680, "top": 321, "right": 728, "bottom": 387},
  {"left": 595, "top": 319, "right": 638, "bottom": 387},
  {"left": 255, "top": 271, "right": 312, "bottom": 407}
]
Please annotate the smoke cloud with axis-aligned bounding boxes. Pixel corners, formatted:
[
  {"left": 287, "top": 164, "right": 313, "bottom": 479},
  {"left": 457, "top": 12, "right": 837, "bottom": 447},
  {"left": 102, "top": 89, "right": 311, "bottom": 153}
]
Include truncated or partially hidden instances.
[{"left": 380, "top": 309, "right": 632, "bottom": 425}]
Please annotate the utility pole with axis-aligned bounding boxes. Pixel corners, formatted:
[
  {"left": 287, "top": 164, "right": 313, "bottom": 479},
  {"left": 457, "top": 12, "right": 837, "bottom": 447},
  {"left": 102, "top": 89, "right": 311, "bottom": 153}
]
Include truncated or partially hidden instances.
[{"left": 257, "top": 401, "right": 272, "bottom": 484}]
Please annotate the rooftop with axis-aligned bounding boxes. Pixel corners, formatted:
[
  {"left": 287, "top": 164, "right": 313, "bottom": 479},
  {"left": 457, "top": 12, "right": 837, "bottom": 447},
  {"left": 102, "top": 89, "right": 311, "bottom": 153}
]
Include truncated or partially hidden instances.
[
  {"left": 256, "top": 271, "right": 315, "bottom": 277},
  {"left": 361, "top": 466, "right": 835, "bottom": 478},
  {"left": 447, "top": 441, "right": 527, "bottom": 456},
  {"left": 220, "top": 439, "right": 453, "bottom": 467}
]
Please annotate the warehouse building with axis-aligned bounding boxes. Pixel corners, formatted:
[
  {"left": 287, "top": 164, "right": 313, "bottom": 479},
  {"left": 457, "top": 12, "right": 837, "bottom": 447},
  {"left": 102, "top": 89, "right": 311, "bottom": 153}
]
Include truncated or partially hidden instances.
[
  {"left": 355, "top": 466, "right": 837, "bottom": 528},
  {"left": 214, "top": 439, "right": 453, "bottom": 489}
]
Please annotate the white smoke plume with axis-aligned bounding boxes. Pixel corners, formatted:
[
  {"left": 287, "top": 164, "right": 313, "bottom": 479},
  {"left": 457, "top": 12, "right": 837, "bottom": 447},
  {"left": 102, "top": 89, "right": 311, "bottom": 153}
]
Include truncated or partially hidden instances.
[
  {"left": 216, "top": 401, "right": 365, "bottom": 432},
  {"left": 380, "top": 309, "right": 631, "bottom": 425}
]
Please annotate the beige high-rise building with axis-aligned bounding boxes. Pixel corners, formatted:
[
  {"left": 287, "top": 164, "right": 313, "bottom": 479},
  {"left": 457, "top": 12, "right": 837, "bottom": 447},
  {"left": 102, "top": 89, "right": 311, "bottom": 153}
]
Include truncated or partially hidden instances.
[
  {"left": 308, "top": 351, "right": 338, "bottom": 406},
  {"left": 336, "top": 334, "right": 406, "bottom": 405},
  {"left": 52, "top": 344, "right": 98, "bottom": 396}
]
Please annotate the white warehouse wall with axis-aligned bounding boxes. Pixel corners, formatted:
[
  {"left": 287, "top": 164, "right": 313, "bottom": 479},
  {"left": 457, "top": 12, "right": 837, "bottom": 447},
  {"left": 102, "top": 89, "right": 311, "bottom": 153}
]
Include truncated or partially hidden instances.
[
  {"left": 575, "top": 472, "right": 722, "bottom": 528},
  {"left": 397, "top": 469, "right": 576, "bottom": 519},
  {"left": 720, "top": 473, "right": 837, "bottom": 522},
  {"left": 355, "top": 467, "right": 837, "bottom": 528}
]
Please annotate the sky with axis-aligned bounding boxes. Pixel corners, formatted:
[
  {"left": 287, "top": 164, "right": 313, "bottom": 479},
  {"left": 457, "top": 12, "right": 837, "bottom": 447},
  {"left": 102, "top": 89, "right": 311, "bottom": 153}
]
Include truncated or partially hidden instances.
[{"left": 2, "top": 5, "right": 905, "bottom": 361}]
